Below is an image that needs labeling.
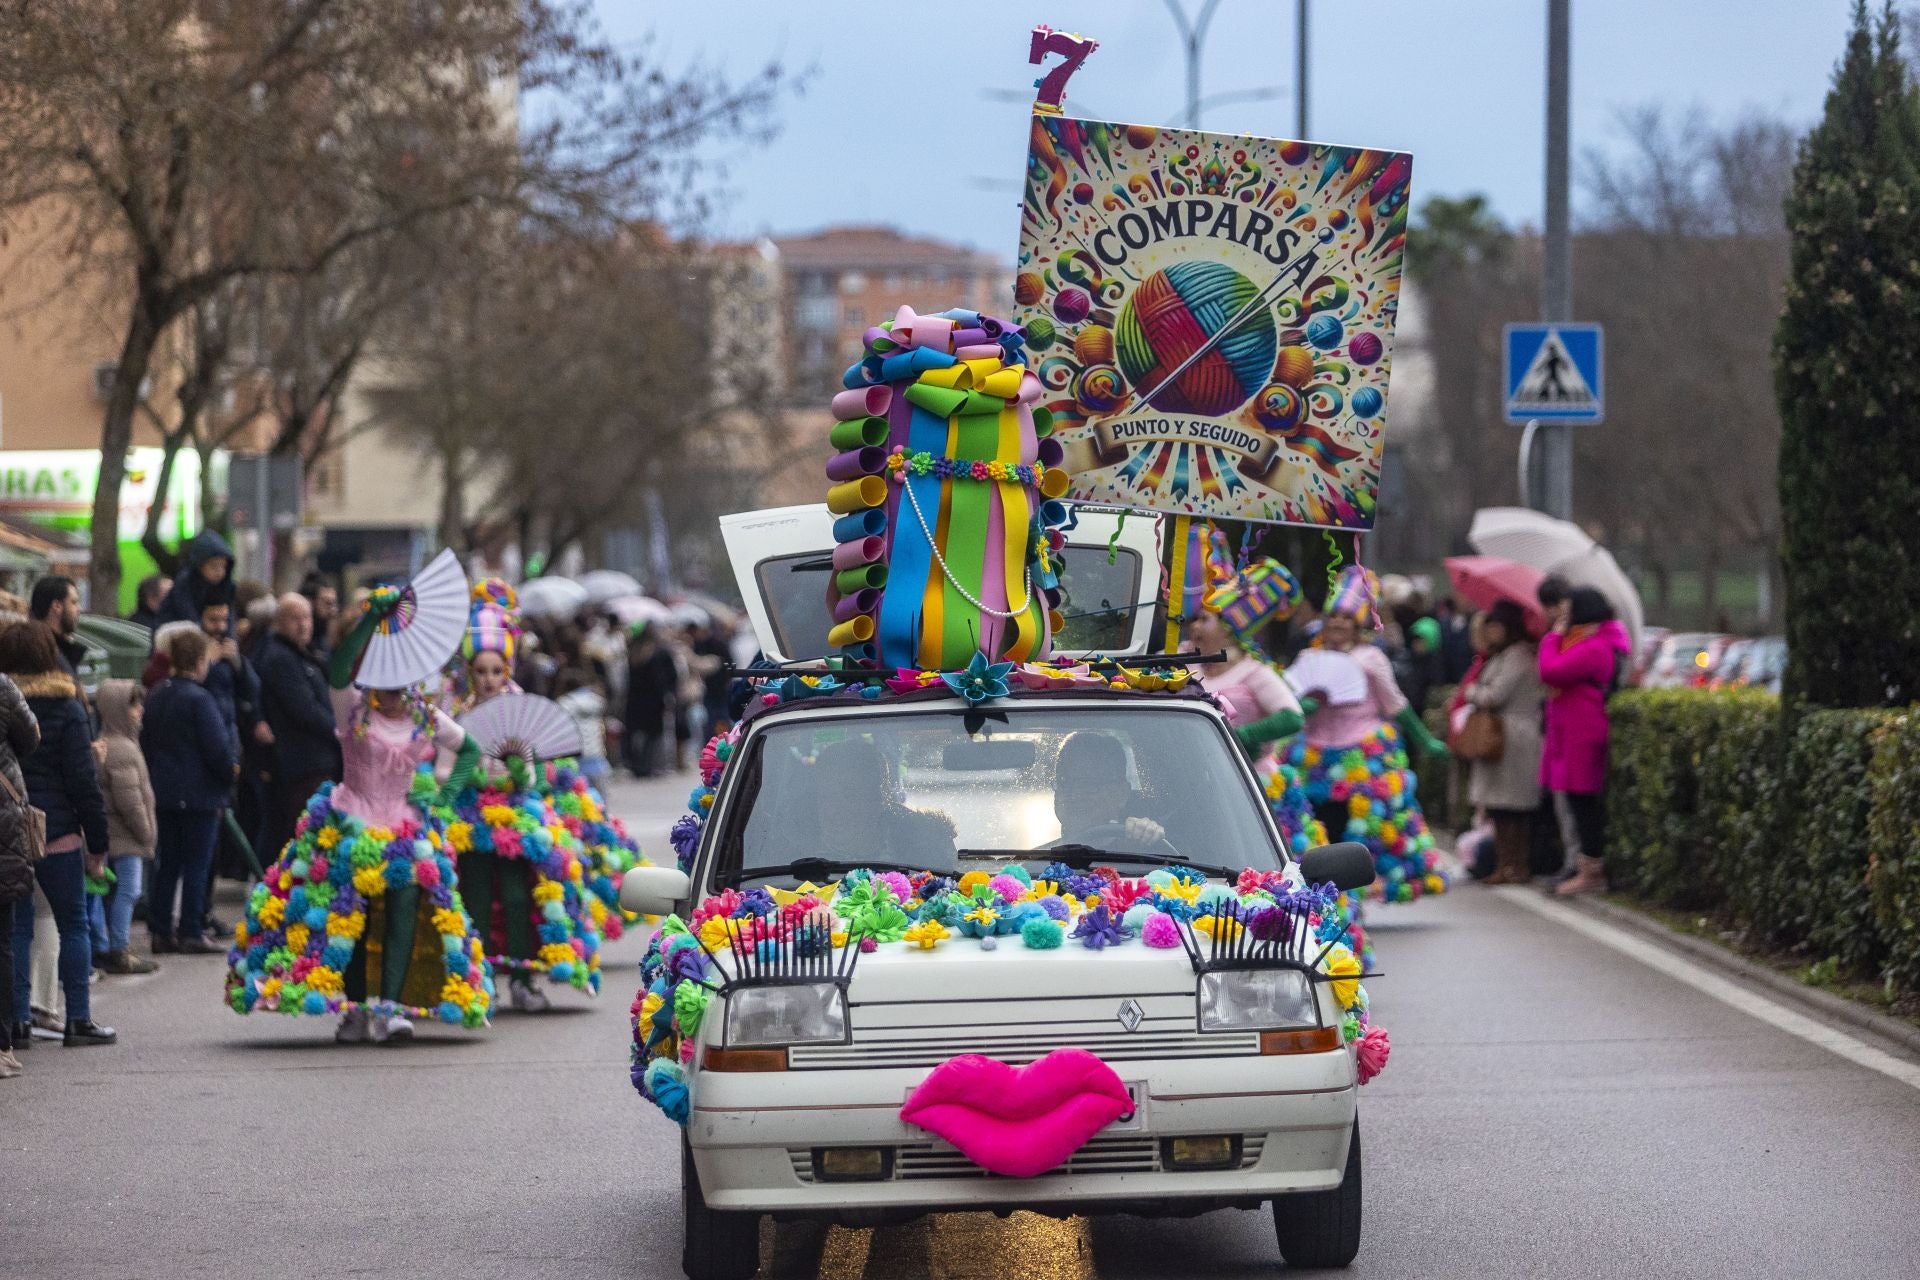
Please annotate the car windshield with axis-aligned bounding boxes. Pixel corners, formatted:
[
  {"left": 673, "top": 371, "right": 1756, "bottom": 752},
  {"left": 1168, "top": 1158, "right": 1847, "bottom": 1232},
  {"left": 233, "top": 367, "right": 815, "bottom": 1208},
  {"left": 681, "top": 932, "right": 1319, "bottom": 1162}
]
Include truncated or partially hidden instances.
[{"left": 711, "top": 703, "right": 1281, "bottom": 885}]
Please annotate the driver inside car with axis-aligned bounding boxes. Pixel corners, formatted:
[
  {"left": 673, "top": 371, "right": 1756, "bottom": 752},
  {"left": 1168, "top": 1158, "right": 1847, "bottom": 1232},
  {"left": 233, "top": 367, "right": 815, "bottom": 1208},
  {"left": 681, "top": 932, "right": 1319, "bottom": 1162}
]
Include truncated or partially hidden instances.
[
  {"left": 1049, "top": 731, "right": 1168, "bottom": 851},
  {"left": 809, "top": 739, "right": 957, "bottom": 866}
]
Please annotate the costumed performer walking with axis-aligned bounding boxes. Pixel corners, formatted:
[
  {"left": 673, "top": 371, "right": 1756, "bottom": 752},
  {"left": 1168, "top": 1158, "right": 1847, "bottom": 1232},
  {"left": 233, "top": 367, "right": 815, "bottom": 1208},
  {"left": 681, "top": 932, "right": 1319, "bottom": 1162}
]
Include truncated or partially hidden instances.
[
  {"left": 440, "top": 584, "right": 607, "bottom": 1009},
  {"left": 1183, "top": 590, "right": 1324, "bottom": 858},
  {"left": 226, "top": 566, "right": 494, "bottom": 1043},
  {"left": 1286, "top": 565, "right": 1449, "bottom": 902}
]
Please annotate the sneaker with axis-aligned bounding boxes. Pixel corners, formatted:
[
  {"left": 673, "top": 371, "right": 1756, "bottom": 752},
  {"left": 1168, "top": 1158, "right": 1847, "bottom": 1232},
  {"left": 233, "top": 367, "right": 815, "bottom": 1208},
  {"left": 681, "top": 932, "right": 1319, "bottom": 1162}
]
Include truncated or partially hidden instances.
[
  {"left": 30, "top": 1008, "right": 62, "bottom": 1039},
  {"left": 335, "top": 1008, "right": 371, "bottom": 1044},
  {"left": 149, "top": 934, "right": 178, "bottom": 954},
  {"left": 382, "top": 1013, "right": 415, "bottom": 1044},
  {"left": 0, "top": 1048, "right": 19, "bottom": 1078},
  {"left": 100, "top": 950, "right": 160, "bottom": 975},
  {"left": 63, "top": 1019, "right": 117, "bottom": 1047},
  {"left": 204, "top": 914, "right": 229, "bottom": 937},
  {"left": 177, "top": 935, "right": 224, "bottom": 955},
  {"left": 510, "top": 976, "right": 551, "bottom": 1013}
]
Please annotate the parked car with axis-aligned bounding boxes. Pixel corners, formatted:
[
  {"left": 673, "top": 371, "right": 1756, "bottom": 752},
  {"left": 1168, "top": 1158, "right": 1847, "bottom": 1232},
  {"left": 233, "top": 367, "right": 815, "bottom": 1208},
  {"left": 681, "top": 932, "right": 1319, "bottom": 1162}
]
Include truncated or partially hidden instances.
[
  {"left": 1712, "top": 636, "right": 1786, "bottom": 694},
  {"left": 1641, "top": 632, "right": 1734, "bottom": 688}
]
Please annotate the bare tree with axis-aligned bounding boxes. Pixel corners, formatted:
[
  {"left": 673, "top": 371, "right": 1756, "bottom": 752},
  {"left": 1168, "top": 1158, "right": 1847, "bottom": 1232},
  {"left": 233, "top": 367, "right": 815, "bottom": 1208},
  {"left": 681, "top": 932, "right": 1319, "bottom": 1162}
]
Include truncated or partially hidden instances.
[{"left": 0, "top": 0, "right": 783, "bottom": 605}]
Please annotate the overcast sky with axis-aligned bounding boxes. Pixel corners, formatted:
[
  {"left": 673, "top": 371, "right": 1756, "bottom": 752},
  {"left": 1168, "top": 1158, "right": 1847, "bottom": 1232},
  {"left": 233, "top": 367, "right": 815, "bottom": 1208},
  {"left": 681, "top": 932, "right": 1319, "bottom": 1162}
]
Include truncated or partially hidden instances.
[{"left": 597, "top": 0, "right": 1856, "bottom": 254}]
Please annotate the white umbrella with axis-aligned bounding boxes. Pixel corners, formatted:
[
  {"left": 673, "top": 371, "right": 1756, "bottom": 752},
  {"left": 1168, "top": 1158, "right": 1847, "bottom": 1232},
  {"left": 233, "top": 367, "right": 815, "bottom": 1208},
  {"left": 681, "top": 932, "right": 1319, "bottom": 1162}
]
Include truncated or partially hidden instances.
[
  {"left": 668, "top": 601, "right": 711, "bottom": 629},
  {"left": 607, "top": 594, "right": 673, "bottom": 628},
  {"left": 579, "top": 569, "right": 643, "bottom": 605},
  {"left": 517, "top": 575, "right": 589, "bottom": 619},
  {"left": 1467, "top": 507, "right": 1644, "bottom": 649}
]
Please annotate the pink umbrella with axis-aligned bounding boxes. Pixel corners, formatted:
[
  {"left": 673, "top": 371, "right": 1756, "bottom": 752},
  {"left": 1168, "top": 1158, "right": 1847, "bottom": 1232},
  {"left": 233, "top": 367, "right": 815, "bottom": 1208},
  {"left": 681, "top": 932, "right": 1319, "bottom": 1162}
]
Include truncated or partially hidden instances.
[{"left": 1444, "top": 556, "right": 1548, "bottom": 636}]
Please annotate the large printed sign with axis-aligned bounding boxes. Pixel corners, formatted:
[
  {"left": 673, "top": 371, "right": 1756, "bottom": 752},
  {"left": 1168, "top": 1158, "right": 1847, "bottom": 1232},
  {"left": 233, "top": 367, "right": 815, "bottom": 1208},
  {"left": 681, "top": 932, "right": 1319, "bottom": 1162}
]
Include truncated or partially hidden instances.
[{"left": 1015, "top": 118, "right": 1410, "bottom": 528}]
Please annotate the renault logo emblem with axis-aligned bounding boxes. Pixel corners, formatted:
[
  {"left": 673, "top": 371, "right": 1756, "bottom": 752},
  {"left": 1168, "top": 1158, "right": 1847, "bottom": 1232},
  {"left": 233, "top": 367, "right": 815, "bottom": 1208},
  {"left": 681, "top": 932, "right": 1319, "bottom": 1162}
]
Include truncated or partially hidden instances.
[{"left": 1116, "top": 998, "right": 1145, "bottom": 1033}]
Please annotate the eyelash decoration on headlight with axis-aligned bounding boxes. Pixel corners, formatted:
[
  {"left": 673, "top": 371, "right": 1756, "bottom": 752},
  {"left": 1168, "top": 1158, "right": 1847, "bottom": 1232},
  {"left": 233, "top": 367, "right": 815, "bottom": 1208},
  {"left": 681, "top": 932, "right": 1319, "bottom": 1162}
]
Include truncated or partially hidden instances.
[
  {"left": 697, "top": 918, "right": 864, "bottom": 992},
  {"left": 1175, "top": 900, "right": 1317, "bottom": 973}
]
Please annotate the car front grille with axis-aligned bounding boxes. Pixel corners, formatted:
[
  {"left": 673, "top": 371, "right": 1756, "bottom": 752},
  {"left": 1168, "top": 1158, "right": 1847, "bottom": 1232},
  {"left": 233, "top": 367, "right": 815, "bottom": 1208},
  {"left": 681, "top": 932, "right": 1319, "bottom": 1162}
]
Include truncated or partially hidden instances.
[{"left": 787, "top": 1134, "right": 1265, "bottom": 1183}]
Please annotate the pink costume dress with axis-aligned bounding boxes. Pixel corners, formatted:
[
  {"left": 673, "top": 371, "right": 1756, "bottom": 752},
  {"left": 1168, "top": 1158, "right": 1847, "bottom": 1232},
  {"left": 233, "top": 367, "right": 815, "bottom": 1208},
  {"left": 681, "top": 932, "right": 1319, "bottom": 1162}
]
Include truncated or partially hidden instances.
[
  {"left": 1205, "top": 658, "right": 1324, "bottom": 859},
  {"left": 1286, "top": 643, "right": 1444, "bottom": 902},
  {"left": 223, "top": 691, "right": 495, "bottom": 1027}
]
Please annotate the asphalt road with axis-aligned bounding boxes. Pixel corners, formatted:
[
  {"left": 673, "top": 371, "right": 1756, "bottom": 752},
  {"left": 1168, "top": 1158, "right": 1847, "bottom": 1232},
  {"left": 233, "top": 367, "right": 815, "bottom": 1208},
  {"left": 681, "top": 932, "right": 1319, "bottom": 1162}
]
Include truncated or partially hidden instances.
[{"left": 8, "top": 772, "right": 1920, "bottom": 1279}]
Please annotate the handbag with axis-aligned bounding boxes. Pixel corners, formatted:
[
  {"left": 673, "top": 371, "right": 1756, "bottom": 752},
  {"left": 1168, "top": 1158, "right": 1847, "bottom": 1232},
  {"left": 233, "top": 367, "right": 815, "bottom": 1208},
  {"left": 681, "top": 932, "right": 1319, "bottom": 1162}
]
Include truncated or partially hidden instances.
[
  {"left": 1454, "top": 707, "right": 1506, "bottom": 763},
  {"left": 0, "top": 767, "right": 47, "bottom": 862}
]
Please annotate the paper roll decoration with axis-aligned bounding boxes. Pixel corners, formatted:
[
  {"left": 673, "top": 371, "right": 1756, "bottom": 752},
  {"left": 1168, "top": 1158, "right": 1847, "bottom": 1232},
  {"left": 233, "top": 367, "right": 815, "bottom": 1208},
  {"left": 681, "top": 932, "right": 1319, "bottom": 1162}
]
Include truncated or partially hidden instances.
[{"left": 823, "top": 304, "right": 1070, "bottom": 669}]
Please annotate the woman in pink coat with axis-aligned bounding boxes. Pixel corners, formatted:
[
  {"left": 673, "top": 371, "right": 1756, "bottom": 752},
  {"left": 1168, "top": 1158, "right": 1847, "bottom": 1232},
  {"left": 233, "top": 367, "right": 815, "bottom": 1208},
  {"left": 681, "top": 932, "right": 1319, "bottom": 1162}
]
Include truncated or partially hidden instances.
[{"left": 1537, "top": 587, "right": 1632, "bottom": 895}]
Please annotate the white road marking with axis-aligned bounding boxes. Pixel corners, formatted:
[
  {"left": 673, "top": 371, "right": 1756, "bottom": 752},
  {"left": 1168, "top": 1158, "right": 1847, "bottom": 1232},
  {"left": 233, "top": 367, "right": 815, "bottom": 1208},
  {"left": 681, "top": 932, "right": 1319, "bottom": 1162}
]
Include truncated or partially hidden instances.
[{"left": 1496, "top": 888, "right": 1920, "bottom": 1093}]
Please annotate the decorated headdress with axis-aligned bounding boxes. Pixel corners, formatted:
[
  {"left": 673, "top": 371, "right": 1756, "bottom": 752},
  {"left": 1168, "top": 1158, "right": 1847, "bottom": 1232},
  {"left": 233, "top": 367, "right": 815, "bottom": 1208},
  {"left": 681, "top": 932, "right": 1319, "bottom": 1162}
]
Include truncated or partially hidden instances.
[
  {"left": 461, "top": 578, "right": 521, "bottom": 665},
  {"left": 1325, "top": 564, "right": 1381, "bottom": 626},
  {"left": 1210, "top": 559, "right": 1302, "bottom": 640}
]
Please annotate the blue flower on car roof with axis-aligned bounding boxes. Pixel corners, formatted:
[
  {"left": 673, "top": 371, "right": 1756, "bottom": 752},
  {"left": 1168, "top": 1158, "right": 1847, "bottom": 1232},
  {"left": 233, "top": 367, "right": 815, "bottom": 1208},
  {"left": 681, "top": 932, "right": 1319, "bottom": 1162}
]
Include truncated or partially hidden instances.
[{"left": 942, "top": 652, "right": 1014, "bottom": 706}]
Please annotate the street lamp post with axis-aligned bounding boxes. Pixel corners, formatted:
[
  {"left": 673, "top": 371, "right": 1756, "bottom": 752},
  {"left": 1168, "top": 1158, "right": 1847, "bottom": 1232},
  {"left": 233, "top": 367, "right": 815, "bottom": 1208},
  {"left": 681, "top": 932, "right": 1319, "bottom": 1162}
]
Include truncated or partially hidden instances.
[
  {"left": 1164, "top": 0, "right": 1228, "bottom": 127},
  {"left": 1537, "top": 0, "right": 1574, "bottom": 519}
]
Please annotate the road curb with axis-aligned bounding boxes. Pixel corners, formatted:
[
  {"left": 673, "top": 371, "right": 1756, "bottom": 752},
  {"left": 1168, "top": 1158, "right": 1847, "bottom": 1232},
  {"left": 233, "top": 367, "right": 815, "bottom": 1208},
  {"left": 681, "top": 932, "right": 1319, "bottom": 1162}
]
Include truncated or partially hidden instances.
[{"left": 1561, "top": 893, "right": 1920, "bottom": 1059}]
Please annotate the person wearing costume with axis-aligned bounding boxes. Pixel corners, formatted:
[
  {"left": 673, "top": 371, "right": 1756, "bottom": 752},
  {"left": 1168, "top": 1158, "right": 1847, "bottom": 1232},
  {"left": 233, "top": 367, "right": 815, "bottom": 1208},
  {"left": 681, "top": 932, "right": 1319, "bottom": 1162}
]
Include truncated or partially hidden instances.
[
  {"left": 1286, "top": 566, "right": 1448, "bottom": 902},
  {"left": 225, "top": 586, "right": 494, "bottom": 1043},
  {"left": 440, "top": 584, "right": 608, "bottom": 1010},
  {"left": 455, "top": 580, "right": 640, "bottom": 937},
  {"left": 1184, "top": 593, "right": 1325, "bottom": 860}
]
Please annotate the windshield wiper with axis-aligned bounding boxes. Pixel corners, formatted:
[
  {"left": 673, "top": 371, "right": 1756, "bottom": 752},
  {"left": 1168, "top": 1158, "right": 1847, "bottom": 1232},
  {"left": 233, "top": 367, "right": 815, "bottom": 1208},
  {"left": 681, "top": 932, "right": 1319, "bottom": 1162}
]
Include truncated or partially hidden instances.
[
  {"left": 724, "top": 856, "right": 946, "bottom": 887},
  {"left": 959, "top": 846, "right": 1237, "bottom": 879}
]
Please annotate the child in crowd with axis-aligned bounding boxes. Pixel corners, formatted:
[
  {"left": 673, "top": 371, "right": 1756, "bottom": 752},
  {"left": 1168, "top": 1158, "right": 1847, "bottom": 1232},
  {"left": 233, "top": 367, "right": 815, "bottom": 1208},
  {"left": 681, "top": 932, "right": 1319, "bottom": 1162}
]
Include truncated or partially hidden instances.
[{"left": 91, "top": 680, "right": 159, "bottom": 974}]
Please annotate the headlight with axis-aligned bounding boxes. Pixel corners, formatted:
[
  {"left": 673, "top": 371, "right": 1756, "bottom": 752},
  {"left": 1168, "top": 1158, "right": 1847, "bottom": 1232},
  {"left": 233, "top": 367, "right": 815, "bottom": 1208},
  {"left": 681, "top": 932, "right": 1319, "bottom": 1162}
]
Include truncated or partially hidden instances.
[
  {"left": 1197, "top": 968, "right": 1317, "bottom": 1032},
  {"left": 722, "top": 983, "right": 849, "bottom": 1047}
]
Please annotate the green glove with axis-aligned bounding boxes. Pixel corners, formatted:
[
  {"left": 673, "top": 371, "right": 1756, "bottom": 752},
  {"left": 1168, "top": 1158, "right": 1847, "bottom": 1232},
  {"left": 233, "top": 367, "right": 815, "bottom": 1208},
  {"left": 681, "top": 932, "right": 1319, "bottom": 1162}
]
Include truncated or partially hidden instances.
[
  {"left": 1393, "top": 705, "right": 1448, "bottom": 762},
  {"left": 1234, "top": 708, "right": 1304, "bottom": 750},
  {"left": 436, "top": 735, "right": 483, "bottom": 808},
  {"left": 328, "top": 586, "right": 402, "bottom": 690}
]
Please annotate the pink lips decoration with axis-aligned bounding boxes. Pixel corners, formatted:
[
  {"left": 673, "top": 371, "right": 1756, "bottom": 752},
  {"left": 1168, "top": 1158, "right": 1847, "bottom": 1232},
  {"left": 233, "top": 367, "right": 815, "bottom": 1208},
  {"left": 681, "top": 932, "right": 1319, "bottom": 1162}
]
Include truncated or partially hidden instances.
[{"left": 899, "top": 1048, "right": 1133, "bottom": 1178}]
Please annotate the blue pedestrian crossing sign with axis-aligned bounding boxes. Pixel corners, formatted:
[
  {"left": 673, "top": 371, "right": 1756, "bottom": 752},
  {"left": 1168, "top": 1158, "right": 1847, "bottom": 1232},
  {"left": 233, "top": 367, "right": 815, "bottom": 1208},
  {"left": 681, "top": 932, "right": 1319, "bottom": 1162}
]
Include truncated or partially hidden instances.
[{"left": 1504, "top": 323, "right": 1604, "bottom": 424}]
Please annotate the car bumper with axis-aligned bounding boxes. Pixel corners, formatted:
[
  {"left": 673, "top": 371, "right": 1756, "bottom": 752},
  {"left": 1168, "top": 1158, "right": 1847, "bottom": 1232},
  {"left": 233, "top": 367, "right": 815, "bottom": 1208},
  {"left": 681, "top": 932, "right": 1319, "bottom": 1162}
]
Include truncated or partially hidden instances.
[{"left": 686, "top": 1051, "right": 1357, "bottom": 1213}]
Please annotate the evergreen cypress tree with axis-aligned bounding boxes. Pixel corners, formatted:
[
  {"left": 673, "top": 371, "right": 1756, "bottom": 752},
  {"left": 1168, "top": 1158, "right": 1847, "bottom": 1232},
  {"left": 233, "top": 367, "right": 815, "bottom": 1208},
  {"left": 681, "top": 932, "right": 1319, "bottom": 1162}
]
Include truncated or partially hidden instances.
[{"left": 1775, "top": 1, "right": 1920, "bottom": 707}]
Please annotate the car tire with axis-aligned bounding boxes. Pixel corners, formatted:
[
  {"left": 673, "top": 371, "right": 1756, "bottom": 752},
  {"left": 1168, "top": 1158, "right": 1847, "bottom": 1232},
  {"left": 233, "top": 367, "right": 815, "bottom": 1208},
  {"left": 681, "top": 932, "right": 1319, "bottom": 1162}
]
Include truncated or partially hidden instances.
[
  {"left": 1271, "top": 1120, "right": 1362, "bottom": 1269},
  {"left": 681, "top": 1138, "right": 761, "bottom": 1280}
]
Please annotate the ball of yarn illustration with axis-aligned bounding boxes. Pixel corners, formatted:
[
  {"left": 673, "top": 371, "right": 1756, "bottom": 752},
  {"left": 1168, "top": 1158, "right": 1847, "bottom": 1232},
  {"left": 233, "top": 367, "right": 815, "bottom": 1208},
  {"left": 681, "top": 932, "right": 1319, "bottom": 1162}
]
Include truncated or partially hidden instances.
[
  {"left": 1252, "top": 383, "right": 1306, "bottom": 434},
  {"left": 1074, "top": 324, "right": 1115, "bottom": 366},
  {"left": 1115, "top": 261, "right": 1277, "bottom": 417},
  {"left": 1014, "top": 271, "right": 1045, "bottom": 306},
  {"left": 1306, "top": 313, "right": 1345, "bottom": 350},
  {"left": 1348, "top": 331, "right": 1384, "bottom": 365},
  {"left": 1024, "top": 315, "right": 1057, "bottom": 351},
  {"left": 1053, "top": 287, "right": 1092, "bottom": 325},
  {"left": 1073, "top": 364, "right": 1127, "bottom": 415},
  {"left": 1272, "top": 344, "right": 1315, "bottom": 388},
  {"left": 1352, "top": 385, "right": 1385, "bottom": 418}
]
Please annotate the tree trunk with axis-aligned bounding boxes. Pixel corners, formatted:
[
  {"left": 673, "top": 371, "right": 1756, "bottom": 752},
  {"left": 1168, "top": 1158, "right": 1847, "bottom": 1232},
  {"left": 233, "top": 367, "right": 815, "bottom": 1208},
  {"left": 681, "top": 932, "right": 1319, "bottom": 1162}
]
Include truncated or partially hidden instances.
[
  {"left": 90, "top": 303, "right": 163, "bottom": 610},
  {"left": 437, "top": 439, "right": 467, "bottom": 553},
  {"left": 1701, "top": 540, "right": 1723, "bottom": 631},
  {"left": 139, "top": 434, "right": 186, "bottom": 574},
  {"left": 1648, "top": 558, "right": 1673, "bottom": 617}
]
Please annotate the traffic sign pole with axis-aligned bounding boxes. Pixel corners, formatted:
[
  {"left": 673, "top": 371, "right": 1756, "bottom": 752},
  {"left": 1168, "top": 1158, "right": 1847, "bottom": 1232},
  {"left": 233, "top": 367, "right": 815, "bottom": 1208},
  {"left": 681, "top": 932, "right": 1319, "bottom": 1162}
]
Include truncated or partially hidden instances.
[{"left": 1538, "top": 0, "right": 1573, "bottom": 519}]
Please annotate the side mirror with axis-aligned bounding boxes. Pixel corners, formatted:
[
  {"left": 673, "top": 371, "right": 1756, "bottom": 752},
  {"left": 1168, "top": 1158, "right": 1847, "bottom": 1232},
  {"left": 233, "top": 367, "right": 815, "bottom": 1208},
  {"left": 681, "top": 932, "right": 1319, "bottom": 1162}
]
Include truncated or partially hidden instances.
[
  {"left": 620, "top": 865, "right": 691, "bottom": 916},
  {"left": 1298, "top": 842, "right": 1377, "bottom": 893}
]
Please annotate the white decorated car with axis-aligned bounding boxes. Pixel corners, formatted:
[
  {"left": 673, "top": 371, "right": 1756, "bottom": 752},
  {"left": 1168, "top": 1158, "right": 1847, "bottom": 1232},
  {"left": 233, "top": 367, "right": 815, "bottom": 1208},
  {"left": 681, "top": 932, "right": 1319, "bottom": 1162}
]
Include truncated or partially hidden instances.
[{"left": 623, "top": 659, "right": 1385, "bottom": 1279}]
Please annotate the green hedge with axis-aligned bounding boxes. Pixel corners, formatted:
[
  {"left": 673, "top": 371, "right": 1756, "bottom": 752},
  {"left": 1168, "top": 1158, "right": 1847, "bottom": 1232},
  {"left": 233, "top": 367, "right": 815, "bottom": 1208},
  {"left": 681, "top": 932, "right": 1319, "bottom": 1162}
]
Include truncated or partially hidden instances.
[{"left": 1606, "top": 689, "right": 1919, "bottom": 997}]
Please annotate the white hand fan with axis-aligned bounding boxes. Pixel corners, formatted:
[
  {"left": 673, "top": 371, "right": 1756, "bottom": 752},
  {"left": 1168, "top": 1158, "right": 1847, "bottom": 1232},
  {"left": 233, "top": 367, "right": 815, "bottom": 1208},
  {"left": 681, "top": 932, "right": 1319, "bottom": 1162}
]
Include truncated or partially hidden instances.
[
  {"left": 1284, "top": 648, "right": 1370, "bottom": 707},
  {"left": 355, "top": 547, "right": 470, "bottom": 690},
  {"left": 459, "top": 693, "right": 583, "bottom": 763}
]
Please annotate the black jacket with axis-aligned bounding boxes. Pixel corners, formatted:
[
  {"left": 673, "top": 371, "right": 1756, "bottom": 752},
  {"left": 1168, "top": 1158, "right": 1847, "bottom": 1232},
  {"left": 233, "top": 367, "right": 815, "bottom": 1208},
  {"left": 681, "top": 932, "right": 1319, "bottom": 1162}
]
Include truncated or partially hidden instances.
[
  {"left": 13, "top": 671, "right": 108, "bottom": 853},
  {"left": 142, "top": 676, "right": 238, "bottom": 813},
  {"left": 153, "top": 530, "right": 236, "bottom": 629},
  {"left": 0, "top": 675, "right": 39, "bottom": 903},
  {"left": 255, "top": 631, "right": 341, "bottom": 783},
  {"left": 202, "top": 648, "right": 258, "bottom": 756}
]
